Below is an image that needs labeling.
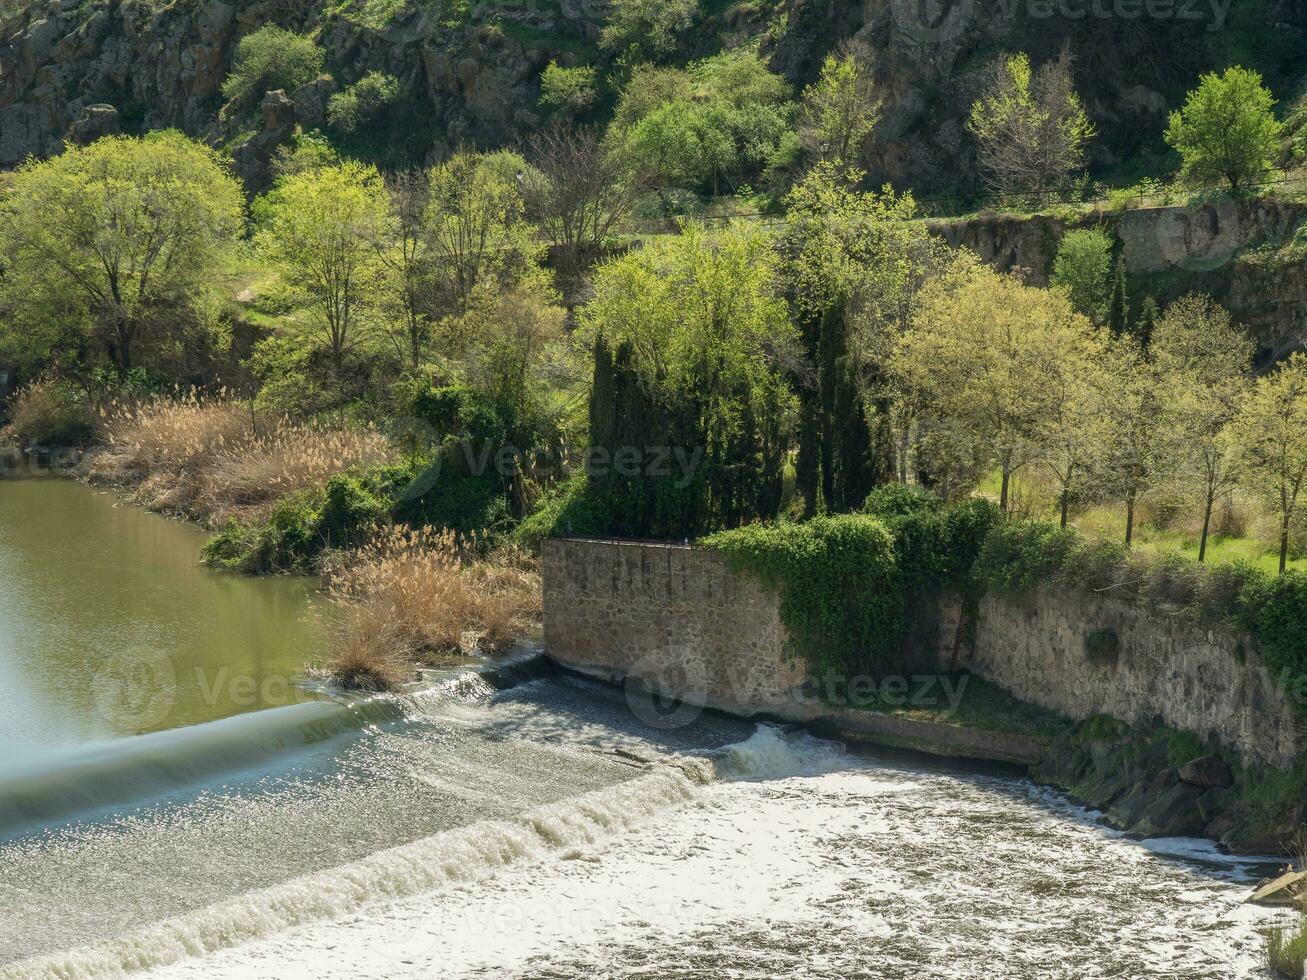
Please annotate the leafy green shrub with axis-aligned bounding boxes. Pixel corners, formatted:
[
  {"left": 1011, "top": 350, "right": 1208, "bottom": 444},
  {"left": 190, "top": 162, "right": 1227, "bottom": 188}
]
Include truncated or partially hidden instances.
[
  {"left": 863, "top": 483, "right": 941, "bottom": 520},
  {"left": 513, "top": 472, "right": 609, "bottom": 551},
  {"left": 538, "top": 62, "right": 597, "bottom": 117},
  {"left": 974, "top": 519, "right": 1080, "bottom": 594},
  {"left": 203, "top": 451, "right": 517, "bottom": 573},
  {"left": 869, "top": 490, "right": 1000, "bottom": 599},
  {"left": 1241, "top": 571, "right": 1307, "bottom": 685},
  {"left": 704, "top": 515, "right": 904, "bottom": 676},
  {"left": 222, "top": 27, "right": 324, "bottom": 106},
  {"left": 327, "top": 72, "right": 403, "bottom": 134},
  {"left": 6, "top": 379, "right": 93, "bottom": 448},
  {"left": 1060, "top": 536, "right": 1132, "bottom": 596},
  {"left": 203, "top": 492, "right": 322, "bottom": 574}
]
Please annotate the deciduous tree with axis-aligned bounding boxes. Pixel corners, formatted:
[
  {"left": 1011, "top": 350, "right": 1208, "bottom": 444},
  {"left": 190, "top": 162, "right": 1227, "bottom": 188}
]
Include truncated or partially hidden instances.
[
  {"left": 524, "top": 124, "right": 645, "bottom": 281},
  {"left": 256, "top": 160, "right": 391, "bottom": 376},
  {"left": 1050, "top": 228, "right": 1113, "bottom": 325},
  {"left": 1095, "top": 334, "right": 1165, "bottom": 546},
  {"left": 1151, "top": 294, "right": 1252, "bottom": 560},
  {"left": 0, "top": 131, "right": 244, "bottom": 372},
  {"left": 1165, "top": 67, "right": 1283, "bottom": 192},
  {"left": 797, "top": 44, "right": 879, "bottom": 166},
  {"left": 968, "top": 50, "right": 1094, "bottom": 198},
  {"left": 423, "top": 150, "right": 541, "bottom": 312},
  {"left": 892, "top": 254, "right": 1099, "bottom": 513},
  {"left": 1231, "top": 352, "right": 1307, "bottom": 573}
]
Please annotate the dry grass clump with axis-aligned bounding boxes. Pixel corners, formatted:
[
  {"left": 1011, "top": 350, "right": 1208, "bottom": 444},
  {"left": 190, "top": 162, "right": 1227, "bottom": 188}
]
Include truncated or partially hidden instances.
[
  {"left": 86, "top": 392, "right": 393, "bottom": 524},
  {"left": 323, "top": 526, "right": 541, "bottom": 690},
  {"left": 5, "top": 379, "right": 95, "bottom": 449},
  {"left": 326, "top": 606, "right": 414, "bottom": 693}
]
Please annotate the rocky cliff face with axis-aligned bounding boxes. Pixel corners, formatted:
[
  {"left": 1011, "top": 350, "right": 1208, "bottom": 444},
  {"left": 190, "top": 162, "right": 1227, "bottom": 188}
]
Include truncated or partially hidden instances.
[
  {"left": 4, "top": 0, "right": 1305, "bottom": 192},
  {"left": 771, "top": 0, "right": 1307, "bottom": 196},
  {"left": 927, "top": 198, "right": 1307, "bottom": 360},
  {"left": 0, "top": 0, "right": 254, "bottom": 165},
  {"left": 0, "top": 0, "right": 606, "bottom": 169}
]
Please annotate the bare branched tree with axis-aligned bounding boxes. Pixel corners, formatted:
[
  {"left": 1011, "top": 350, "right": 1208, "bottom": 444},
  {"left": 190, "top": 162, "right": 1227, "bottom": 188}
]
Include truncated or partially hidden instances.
[
  {"left": 523, "top": 124, "right": 646, "bottom": 282},
  {"left": 968, "top": 48, "right": 1095, "bottom": 199}
]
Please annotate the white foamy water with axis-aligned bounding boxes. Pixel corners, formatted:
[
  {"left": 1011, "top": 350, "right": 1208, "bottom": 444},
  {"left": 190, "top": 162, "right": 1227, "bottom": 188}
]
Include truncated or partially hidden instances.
[{"left": 77, "top": 727, "right": 1298, "bottom": 980}]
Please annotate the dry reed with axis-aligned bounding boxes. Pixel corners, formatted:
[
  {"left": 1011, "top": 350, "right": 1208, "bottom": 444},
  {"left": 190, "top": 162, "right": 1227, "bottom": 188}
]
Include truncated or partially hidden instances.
[
  {"left": 85, "top": 391, "right": 394, "bottom": 524},
  {"left": 323, "top": 526, "right": 541, "bottom": 689}
]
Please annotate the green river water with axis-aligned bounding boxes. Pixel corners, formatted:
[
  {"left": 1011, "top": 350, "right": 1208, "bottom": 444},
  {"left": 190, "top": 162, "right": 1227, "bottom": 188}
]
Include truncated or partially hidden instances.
[{"left": 0, "top": 477, "right": 324, "bottom": 761}]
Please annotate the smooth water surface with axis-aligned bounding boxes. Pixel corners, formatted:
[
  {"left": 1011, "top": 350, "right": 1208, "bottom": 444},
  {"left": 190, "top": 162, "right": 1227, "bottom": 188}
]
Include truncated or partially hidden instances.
[{"left": 0, "top": 478, "right": 323, "bottom": 759}]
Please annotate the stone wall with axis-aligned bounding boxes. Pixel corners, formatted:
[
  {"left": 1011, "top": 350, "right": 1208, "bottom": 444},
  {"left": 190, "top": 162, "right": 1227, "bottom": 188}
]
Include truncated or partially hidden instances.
[
  {"left": 541, "top": 538, "right": 808, "bottom": 717},
  {"left": 956, "top": 589, "right": 1302, "bottom": 768}
]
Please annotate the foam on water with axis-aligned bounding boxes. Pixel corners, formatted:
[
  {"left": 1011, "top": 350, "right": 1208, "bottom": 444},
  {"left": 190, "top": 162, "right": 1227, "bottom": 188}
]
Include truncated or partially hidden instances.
[
  {"left": 137, "top": 731, "right": 1297, "bottom": 980},
  {"left": 3, "top": 760, "right": 714, "bottom": 980}
]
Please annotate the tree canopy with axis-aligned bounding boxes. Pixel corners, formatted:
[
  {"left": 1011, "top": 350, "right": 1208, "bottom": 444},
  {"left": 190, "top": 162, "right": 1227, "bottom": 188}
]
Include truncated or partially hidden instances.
[{"left": 0, "top": 131, "right": 244, "bottom": 372}]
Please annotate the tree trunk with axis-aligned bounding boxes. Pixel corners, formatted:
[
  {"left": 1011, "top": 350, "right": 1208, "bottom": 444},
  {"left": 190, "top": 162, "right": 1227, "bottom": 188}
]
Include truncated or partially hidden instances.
[
  {"left": 1125, "top": 492, "right": 1136, "bottom": 546},
  {"left": 115, "top": 318, "right": 133, "bottom": 372},
  {"left": 999, "top": 469, "right": 1010, "bottom": 515},
  {"left": 1060, "top": 487, "right": 1070, "bottom": 529},
  {"left": 1198, "top": 492, "right": 1214, "bottom": 562},
  {"left": 1281, "top": 515, "right": 1291, "bottom": 575}
]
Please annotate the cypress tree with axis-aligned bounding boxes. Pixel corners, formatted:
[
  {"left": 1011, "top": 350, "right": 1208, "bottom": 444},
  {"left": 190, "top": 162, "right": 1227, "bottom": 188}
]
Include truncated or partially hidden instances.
[
  {"left": 1136, "top": 295, "right": 1159, "bottom": 352},
  {"left": 1108, "top": 255, "right": 1128, "bottom": 335}
]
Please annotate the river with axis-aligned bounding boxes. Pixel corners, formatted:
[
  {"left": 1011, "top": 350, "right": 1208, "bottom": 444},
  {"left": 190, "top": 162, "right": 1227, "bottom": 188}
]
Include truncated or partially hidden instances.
[{"left": 0, "top": 479, "right": 1294, "bottom": 978}]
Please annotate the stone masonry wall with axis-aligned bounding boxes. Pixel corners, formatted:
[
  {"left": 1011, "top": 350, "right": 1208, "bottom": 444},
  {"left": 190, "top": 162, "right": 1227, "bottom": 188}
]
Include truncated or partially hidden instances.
[
  {"left": 541, "top": 538, "right": 808, "bottom": 716},
  {"left": 960, "top": 589, "right": 1302, "bottom": 768}
]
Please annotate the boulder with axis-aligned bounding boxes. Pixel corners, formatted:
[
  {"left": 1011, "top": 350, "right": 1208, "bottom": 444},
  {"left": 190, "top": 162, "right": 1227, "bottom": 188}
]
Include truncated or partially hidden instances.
[
  {"left": 1131, "top": 781, "right": 1206, "bottom": 838},
  {"left": 1179, "top": 755, "right": 1233, "bottom": 789},
  {"left": 64, "top": 103, "right": 119, "bottom": 145}
]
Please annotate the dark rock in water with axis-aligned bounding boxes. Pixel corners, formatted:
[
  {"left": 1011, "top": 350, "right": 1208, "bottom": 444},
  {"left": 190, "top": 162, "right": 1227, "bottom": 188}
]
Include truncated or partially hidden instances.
[
  {"left": 1196, "top": 788, "right": 1228, "bottom": 826},
  {"left": 1107, "top": 780, "right": 1154, "bottom": 830},
  {"left": 1032, "top": 717, "right": 1301, "bottom": 854},
  {"left": 1179, "top": 755, "right": 1233, "bottom": 789},
  {"left": 1133, "top": 782, "right": 1205, "bottom": 838}
]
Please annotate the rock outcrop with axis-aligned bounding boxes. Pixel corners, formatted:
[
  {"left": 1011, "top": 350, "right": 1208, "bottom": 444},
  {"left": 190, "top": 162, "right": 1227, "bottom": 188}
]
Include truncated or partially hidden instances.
[{"left": 927, "top": 198, "right": 1307, "bottom": 360}]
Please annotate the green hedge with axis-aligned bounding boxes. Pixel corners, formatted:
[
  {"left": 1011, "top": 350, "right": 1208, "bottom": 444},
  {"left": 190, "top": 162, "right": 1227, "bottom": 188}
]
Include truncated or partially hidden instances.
[
  {"left": 203, "top": 457, "right": 513, "bottom": 573},
  {"left": 703, "top": 515, "right": 904, "bottom": 677}
]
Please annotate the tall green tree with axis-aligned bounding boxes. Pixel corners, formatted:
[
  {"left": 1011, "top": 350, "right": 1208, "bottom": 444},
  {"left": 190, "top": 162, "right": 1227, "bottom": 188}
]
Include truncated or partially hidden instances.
[
  {"left": 1151, "top": 294, "right": 1252, "bottom": 561},
  {"left": 613, "top": 51, "right": 793, "bottom": 198},
  {"left": 1232, "top": 352, "right": 1307, "bottom": 573},
  {"left": 0, "top": 131, "right": 244, "bottom": 372},
  {"left": 892, "top": 254, "right": 1100, "bottom": 514},
  {"left": 1096, "top": 334, "right": 1165, "bottom": 546},
  {"left": 580, "top": 222, "right": 798, "bottom": 535},
  {"left": 256, "top": 160, "right": 391, "bottom": 376},
  {"left": 797, "top": 45, "right": 879, "bottom": 166},
  {"left": 1050, "top": 228, "right": 1113, "bottom": 324},
  {"left": 423, "top": 150, "right": 541, "bottom": 313},
  {"left": 1165, "top": 67, "right": 1284, "bottom": 192},
  {"left": 784, "top": 162, "right": 948, "bottom": 509},
  {"left": 599, "top": 0, "right": 697, "bottom": 62},
  {"left": 1108, "top": 256, "right": 1128, "bottom": 336}
]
